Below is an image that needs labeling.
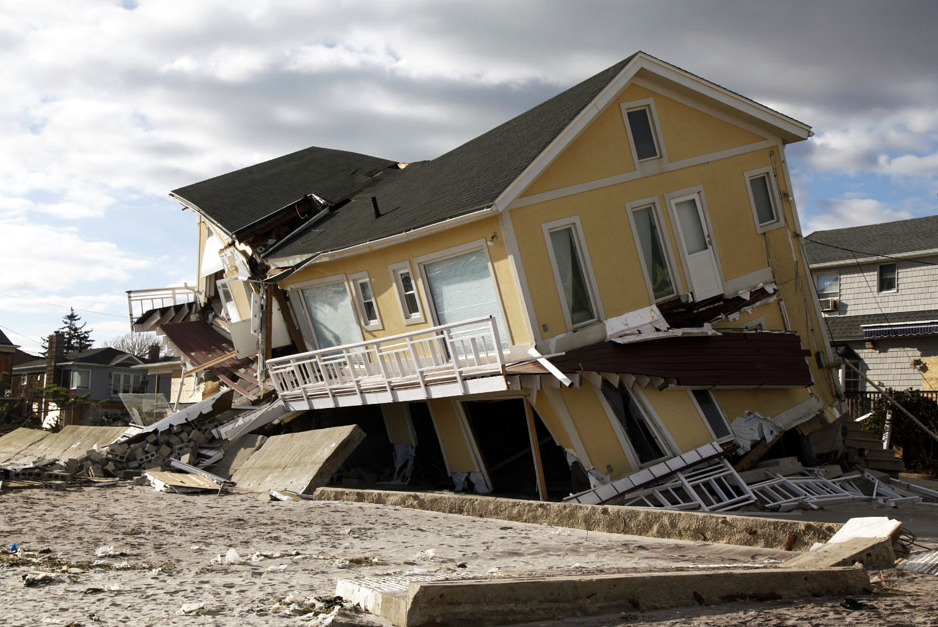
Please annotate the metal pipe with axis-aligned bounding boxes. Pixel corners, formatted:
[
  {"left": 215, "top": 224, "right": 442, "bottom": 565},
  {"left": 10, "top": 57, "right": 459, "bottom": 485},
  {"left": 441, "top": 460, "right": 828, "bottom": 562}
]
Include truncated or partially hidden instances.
[{"left": 843, "top": 360, "right": 938, "bottom": 445}]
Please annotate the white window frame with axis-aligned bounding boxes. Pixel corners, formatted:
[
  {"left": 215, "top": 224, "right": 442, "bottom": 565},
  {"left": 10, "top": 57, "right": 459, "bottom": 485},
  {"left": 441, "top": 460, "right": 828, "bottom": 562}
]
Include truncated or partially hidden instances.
[
  {"left": 290, "top": 274, "right": 363, "bottom": 350},
  {"left": 542, "top": 217, "right": 603, "bottom": 330},
  {"left": 744, "top": 166, "right": 785, "bottom": 233},
  {"left": 620, "top": 98, "right": 668, "bottom": 173},
  {"left": 414, "top": 239, "right": 513, "bottom": 344},
  {"left": 111, "top": 372, "right": 142, "bottom": 396},
  {"left": 592, "top": 377, "right": 677, "bottom": 472},
  {"left": 625, "top": 197, "right": 680, "bottom": 303},
  {"left": 687, "top": 389, "right": 734, "bottom": 443},
  {"left": 815, "top": 272, "right": 840, "bottom": 299},
  {"left": 70, "top": 369, "right": 90, "bottom": 390},
  {"left": 348, "top": 271, "right": 383, "bottom": 332},
  {"left": 878, "top": 262, "right": 898, "bottom": 293},
  {"left": 389, "top": 261, "right": 426, "bottom": 326},
  {"left": 216, "top": 277, "right": 242, "bottom": 322}
]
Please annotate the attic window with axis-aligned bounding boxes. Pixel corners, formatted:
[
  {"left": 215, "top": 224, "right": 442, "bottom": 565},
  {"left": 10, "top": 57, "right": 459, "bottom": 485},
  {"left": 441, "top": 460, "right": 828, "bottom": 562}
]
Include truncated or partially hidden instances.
[
  {"left": 745, "top": 167, "right": 784, "bottom": 232},
  {"left": 626, "top": 106, "right": 660, "bottom": 161}
]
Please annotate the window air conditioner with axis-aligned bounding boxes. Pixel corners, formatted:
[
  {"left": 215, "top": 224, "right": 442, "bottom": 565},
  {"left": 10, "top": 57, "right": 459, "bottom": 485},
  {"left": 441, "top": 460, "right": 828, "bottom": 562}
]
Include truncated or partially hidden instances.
[{"left": 819, "top": 298, "right": 838, "bottom": 312}]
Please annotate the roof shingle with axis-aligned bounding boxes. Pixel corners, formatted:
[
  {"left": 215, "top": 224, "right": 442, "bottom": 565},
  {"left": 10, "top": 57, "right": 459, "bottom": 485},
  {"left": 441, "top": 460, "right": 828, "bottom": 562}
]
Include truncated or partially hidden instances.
[{"left": 804, "top": 215, "right": 938, "bottom": 266}]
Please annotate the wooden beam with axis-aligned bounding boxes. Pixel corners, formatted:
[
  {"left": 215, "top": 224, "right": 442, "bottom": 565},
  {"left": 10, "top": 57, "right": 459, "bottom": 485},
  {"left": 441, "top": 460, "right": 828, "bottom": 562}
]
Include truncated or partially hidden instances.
[
  {"left": 524, "top": 396, "right": 548, "bottom": 502},
  {"left": 734, "top": 431, "right": 785, "bottom": 472},
  {"left": 272, "top": 287, "right": 306, "bottom": 352},
  {"left": 211, "top": 368, "right": 255, "bottom": 399}
]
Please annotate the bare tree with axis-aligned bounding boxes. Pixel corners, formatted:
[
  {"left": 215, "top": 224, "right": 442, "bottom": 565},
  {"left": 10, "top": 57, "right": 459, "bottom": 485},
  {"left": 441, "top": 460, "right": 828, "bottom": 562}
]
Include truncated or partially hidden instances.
[{"left": 105, "top": 332, "right": 164, "bottom": 359}]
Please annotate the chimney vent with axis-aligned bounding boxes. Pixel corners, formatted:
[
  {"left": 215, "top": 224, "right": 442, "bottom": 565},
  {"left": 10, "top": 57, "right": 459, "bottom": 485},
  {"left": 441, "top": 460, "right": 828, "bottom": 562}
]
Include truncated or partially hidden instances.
[{"left": 371, "top": 196, "right": 381, "bottom": 219}]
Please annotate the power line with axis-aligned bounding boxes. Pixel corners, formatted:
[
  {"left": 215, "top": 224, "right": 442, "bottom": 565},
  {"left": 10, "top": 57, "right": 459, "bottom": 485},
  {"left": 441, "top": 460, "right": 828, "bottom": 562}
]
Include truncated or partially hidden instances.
[
  {"left": 0, "top": 323, "right": 42, "bottom": 346},
  {"left": 804, "top": 237, "right": 938, "bottom": 266},
  {"left": 0, "top": 292, "right": 125, "bottom": 318}
]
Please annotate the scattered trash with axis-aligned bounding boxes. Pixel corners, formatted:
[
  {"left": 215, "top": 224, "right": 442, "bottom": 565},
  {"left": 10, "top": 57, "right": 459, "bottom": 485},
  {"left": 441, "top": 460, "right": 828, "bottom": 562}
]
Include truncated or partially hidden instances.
[
  {"left": 95, "top": 545, "right": 115, "bottom": 557},
  {"left": 225, "top": 548, "right": 243, "bottom": 565},
  {"left": 840, "top": 597, "right": 876, "bottom": 611},
  {"left": 486, "top": 567, "right": 499, "bottom": 574},
  {"left": 22, "top": 572, "right": 62, "bottom": 587},
  {"left": 0, "top": 543, "right": 18, "bottom": 554},
  {"left": 177, "top": 601, "right": 206, "bottom": 615},
  {"left": 897, "top": 549, "right": 938, "bottom": 575}
]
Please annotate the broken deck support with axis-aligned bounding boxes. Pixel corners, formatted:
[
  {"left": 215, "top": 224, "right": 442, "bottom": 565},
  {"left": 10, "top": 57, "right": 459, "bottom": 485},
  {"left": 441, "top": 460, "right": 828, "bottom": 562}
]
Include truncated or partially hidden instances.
[{"left": 523, "top": 396, "right": 548, "bottom": 501}]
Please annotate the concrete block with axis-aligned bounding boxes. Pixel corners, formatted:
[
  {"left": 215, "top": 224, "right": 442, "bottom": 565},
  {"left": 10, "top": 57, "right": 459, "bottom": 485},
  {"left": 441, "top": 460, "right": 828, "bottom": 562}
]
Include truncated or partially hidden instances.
[{"left": 339, "top": 567, "right": 871, "bottom": 627}]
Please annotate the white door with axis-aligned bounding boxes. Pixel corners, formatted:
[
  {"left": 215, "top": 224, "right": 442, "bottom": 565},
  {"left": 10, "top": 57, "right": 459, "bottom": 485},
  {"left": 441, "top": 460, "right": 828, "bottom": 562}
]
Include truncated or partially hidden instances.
[{"left": 670, "top": 193, "right": 722, "bottom": 301}]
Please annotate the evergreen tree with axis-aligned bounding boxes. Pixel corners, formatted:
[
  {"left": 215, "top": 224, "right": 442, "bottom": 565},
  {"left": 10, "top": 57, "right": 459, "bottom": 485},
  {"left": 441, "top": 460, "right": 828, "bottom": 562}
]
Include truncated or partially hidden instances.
[{"left": 41, "top": 308, "right": 94, "bottom": 356}]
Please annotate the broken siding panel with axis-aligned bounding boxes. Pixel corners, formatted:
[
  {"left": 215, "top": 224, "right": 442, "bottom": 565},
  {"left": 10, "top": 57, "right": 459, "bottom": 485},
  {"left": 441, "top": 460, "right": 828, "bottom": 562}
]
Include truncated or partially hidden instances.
[
  {"left": 559, "top": 383, "right": 633, "bottom": 477},
  {"left": 639, "top": 388, "right": 713, "bottom": 453}
]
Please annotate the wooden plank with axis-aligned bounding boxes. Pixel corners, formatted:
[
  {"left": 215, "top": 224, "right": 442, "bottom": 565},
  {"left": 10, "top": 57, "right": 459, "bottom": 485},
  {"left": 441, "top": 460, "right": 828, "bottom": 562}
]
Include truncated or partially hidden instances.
[
  {"left": 734, "top": 431, "right": 785, "bottom": 472},
  {"left": 524, "top": 397, "right": 548, "bottom": 502},
  {"left": 272, "top": 287, "right": 306, "bottom": 351}
]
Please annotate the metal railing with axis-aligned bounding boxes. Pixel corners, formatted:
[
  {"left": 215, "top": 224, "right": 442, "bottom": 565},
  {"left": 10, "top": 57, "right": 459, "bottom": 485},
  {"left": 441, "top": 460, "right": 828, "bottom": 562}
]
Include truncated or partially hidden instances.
[
  {"left": 846, "top": 390, "right": 938, "bottom": 419},
  {"left": 267, "top": 316, "right": 505, "bottom": 404},
  {"left": 126, "top": 286, "right": 199, "bottom": 328}
]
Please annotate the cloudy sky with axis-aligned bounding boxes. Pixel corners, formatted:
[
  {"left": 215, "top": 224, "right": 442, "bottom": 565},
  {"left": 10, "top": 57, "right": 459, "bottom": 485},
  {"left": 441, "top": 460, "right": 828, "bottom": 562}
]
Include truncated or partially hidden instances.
[{"left": 1, "top": 0, "right": 936, "bottom": 354}]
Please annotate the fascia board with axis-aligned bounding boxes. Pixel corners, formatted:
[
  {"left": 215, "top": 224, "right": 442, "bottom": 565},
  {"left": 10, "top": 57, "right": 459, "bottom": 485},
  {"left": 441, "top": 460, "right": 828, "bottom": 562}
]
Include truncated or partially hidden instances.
[{"left": 169, "top": 192, "right": 234, "bottom": 238}]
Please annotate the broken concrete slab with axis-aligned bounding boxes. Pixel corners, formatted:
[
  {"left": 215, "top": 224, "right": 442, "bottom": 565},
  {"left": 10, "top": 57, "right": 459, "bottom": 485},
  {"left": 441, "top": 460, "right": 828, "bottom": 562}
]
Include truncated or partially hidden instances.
[
  {"left": 338, "top": 567, "right": 871, "bottom": 627},
  {"left": 0, "top": 426, "right": 126, "bottom": 467},
  {"left": 314, "top": 488, "right": 840, "bottom": 551},
  {"left": 230, "top": 425, "right": 365, "bottom": 494},
  {"left": 784, "top": 517, "right": 903, "bottom": 570},
  {"left": 208, "top": 433, "right": 267, "bottom": 478}
]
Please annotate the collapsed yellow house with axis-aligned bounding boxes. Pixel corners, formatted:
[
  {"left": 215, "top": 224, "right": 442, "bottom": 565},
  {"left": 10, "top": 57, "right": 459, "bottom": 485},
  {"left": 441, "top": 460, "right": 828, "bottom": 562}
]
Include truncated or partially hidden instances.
[{"left": 129, "top": 52, "right": 843, "bottom": 501}]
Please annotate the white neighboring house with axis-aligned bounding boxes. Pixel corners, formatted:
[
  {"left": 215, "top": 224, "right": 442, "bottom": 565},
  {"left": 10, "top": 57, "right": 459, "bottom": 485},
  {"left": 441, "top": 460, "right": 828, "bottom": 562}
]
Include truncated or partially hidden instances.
[{"left": 804, "top": 215, "right": 938, "bottom": 413}]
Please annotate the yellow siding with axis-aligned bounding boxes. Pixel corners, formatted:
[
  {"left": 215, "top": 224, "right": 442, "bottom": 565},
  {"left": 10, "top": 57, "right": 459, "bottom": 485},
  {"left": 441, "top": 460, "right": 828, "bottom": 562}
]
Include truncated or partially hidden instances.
[
  {"left": 559, "top": 383, "right": 632, "bottom": 476},
  {"left": 640, "top": 388, "right": 713, "bottom": 453},
  {"left": 522, "top": 83, "right": 765, "bottom": 197},
  {"left": 511, "top": 148, "right": 783, "bottom": 338},
  {"left": 713, "top": 388, "right": 812, "bottom": 423},
  {"left": 381, "top": 404, "right": 416, "bottom": 446},
  {"left": 532, "top": 392, "right": 574, "bottom": 451},
  {"left": 279, "top": 216, "right": 532, "bottom": 347},
  {"left": 426, "top": 399, "right": 476, "bottom": 472}
]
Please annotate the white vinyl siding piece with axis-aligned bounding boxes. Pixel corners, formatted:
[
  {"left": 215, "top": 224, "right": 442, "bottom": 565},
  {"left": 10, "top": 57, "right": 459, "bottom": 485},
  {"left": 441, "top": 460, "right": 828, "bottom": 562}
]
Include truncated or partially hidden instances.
[
  {"left": 301, "top": 280, "right": 362, "bottom": 349},
  {"left": 422, "top": 248, "right": 509, "bottom": 349},
  {"left": 545, "top": 222, "right": 598, "bottom": 328}
]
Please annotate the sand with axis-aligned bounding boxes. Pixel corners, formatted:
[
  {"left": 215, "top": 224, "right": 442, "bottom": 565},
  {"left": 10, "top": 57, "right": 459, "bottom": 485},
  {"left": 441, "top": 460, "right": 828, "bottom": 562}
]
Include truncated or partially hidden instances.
[{"left": 1, "top": 485, "right": 936, "bottom": 626}]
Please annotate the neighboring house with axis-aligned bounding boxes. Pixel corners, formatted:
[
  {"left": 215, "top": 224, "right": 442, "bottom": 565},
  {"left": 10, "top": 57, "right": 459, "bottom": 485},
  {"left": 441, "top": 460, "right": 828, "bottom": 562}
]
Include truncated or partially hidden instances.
[
  {"left": 131, "top": 52, "right": 842, "bottom": 497},
  {"left": 805, "top": 215, "right": 938, "bottom": 413},
  {"left": 11, "top": 344, "right": 164, "bottom": 426}
]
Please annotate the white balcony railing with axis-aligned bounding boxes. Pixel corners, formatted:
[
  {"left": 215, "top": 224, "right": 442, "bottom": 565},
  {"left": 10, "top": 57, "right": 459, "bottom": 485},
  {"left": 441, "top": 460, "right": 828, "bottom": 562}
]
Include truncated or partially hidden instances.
[
  {"left": 127, "top": 286, "right": 199, "bottom": 328},
  {"left": 267, "top": 316, "right": 506, "bottom": 407}
]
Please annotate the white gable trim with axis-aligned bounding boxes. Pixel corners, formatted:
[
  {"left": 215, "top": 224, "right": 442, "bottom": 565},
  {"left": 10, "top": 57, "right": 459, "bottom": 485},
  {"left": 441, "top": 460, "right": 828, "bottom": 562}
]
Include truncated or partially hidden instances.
[{"left": 492, "top": 52, "right": 811, "bottom": 215}]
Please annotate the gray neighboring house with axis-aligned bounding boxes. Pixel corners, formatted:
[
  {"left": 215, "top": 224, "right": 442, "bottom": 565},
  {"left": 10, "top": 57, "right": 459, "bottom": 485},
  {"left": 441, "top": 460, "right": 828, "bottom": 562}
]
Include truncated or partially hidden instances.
[
  {"left": 804, "top": 215, "right": 938, "bottom": 410},
  {"left": 12, "top": 346, "right": 169, "bottom": 425}
]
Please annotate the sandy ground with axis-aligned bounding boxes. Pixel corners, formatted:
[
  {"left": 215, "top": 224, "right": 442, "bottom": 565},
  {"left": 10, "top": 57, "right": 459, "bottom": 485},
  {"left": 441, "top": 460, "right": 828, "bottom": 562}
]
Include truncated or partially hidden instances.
[{"left": 1, "top": 485, "right": 936, "bottom": 627}]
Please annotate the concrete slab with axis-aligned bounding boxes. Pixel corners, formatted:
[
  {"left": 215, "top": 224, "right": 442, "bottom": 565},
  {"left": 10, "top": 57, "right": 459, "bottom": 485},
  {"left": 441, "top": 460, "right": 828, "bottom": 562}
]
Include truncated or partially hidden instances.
[
  {"left": 314, "top": 487, "right": 840, "bottom": 551},
  {"left": 338, "top": 567, "right": 871, "bottom": 626},
  {"left": 209, "top": 433, "right": 267, "bottom": 478},
  {"left": 0, "top": 428, "right": 52, "bottom": 465},
  {"left": 784, "top": 516, "right": 902, "bottom": 569},
  {"left": 0, "top": 426, "right": 126, "bottom": 467},
  {"left": 230, "top": 425, "right": 365, "bottom": 494}
]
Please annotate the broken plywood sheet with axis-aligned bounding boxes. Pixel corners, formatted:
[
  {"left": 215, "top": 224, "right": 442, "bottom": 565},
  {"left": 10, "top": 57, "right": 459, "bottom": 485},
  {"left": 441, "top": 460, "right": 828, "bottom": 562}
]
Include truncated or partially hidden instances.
[
  {"left": 230, "top": 425, "right": 365, "bottom": 494},
  {"left": 0, "top": 426, "right": 126, "bottom": 467},
  {"left": 209, "top": 433, "right": 267, "bottom": 479},
  {"left": 145, "top": 471, "right": 221, "bottom": 493}
]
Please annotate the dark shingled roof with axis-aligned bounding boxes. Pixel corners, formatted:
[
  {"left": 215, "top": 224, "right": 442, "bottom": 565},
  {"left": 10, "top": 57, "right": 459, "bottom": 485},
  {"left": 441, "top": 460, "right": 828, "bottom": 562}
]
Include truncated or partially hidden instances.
[
  {"left": 824, "top": 309, "right": 938, "bottom": 342},
  {"left": 265, "top": 54, "right": 638, "bottom": 260},
  {"left": 12, "top": 347, "right": 138, "bottom": 372},
  {"left": 549, "top": 332, "right": 813, "bottom": 388},
  {"left": 172, "top": 146, "right": 398, "bottom": 235},
  {"left": 804, "top": 214, "right": 938, "bottom": 266}
]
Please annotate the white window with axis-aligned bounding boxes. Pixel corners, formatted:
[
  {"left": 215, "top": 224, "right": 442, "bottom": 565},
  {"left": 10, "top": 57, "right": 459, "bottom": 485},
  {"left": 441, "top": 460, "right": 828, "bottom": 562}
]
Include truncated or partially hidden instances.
[
  {"left": 621, "top": 98, "right": 666, "bottom": 167},
  {"left": 417, "top": 243, "right": 511, "bottom": 349},
  {"left": 627, "top": 199, "right": 677, "bottom": 302},
  {"left": 216, "top": 278, "right": 241, "bottom": 322},
  {"left": 689, "top": 389, "right": 732, "bottom": 441},
  {"left": 815, "top": 273, "right": 840, "bottom": 299},
  {"left": 878, "top": 263, "right": 897, "bottom": 292},
  {"left": 745, "top": 167, "right": 784, "bottom": 232},
  {"left": 389, "top": 261, "right": 425, "bottom": 325},
  {"left": 70, "top": 370, "right": 90, "bottom": 390},
  {"left": 299, "top": 278, "right": 363, "bottom": 349},
  {"left": 349, "top": 272, "right": 382, "bottom": 332},
  {"left": 843, "top": 360, "right": 862, "bottom": 394},
  {"left": 600, "top": 379, "right": 672, "bottom": 466},
  {"left": 543, "top": 218, "right": 601, "bottom": 329},
  {"left": 111, "top": 373, "right": 141, "bottom": 395}
]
